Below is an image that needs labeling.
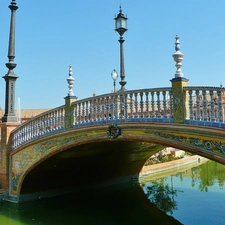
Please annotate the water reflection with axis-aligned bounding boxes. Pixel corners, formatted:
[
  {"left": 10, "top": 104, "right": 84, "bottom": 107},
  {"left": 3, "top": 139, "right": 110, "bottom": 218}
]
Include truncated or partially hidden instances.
[
  {"left": 1, "top": 160, "right": 225, "bottom": 224},
  {"left": 192, "top": 160, "right": 225, "bottom": 191},
  {"left": 144, "top": 178, "right": 180, "bottom": 215},
  {"left": 142, "top": 160, "right": 225, "bottom": 224},
  {"left": 0, "top": 182, "right": 182, "bottom": 225}
]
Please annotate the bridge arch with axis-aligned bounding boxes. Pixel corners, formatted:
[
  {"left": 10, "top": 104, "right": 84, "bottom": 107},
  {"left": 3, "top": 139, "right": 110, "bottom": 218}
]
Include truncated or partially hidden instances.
[{"left": 9, "top": 122, "right": 225, "bottom": 201}]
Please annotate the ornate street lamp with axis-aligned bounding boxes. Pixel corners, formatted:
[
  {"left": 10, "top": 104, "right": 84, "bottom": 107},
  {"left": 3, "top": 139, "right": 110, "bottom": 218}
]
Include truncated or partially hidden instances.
[
  {"left": 114, "top": 6, "right": 128, "bottom": 91},
  {"left": 111, "top": 69, "right": 118, "bottom": 92},
  {"left": 2, "top": 0, "right": 19, "bottom": 122}
]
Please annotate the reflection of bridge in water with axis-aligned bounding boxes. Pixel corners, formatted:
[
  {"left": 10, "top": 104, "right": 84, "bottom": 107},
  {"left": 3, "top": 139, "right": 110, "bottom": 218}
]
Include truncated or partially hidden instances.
[{"left": 1, "top": 1, "right": 225, "bottom": 203}]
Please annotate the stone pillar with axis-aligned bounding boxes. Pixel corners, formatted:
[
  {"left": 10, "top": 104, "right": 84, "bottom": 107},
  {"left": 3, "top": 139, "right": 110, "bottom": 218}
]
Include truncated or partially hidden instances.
[
  {"left": 64, "top": 65, "right": 77, "bottom": 129},
  {"left": 65, "top": 97, "right": 77, "bottom": 129},
  {"left": 171, "top": 78, "right": 189, "bottom": 123},
  {"left": 171, "top": 35, "right": 189, "bottom": 123},
  {"left": 0, "top": 122, "right": 19, "bottom": 175}
]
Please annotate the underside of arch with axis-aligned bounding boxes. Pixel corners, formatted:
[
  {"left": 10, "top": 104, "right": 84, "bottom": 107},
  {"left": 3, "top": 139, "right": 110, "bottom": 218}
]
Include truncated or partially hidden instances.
[
  {"left": 20, "top": 140, "right": 164, "bottom": 196},
  {"left": 9, "top": 122, "right": 225, "bottom": 201}
]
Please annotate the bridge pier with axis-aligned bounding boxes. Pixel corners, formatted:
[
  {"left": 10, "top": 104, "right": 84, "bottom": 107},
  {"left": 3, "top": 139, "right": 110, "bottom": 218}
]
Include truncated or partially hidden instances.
[
  {"left": 0, "top": 123, "right": 19, "bottom": 174},
  {"left": 0, "top": 122, "right": 19, "bottom": 197}
]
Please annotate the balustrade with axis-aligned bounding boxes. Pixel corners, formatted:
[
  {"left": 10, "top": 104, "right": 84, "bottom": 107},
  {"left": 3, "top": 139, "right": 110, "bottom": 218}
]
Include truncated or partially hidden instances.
[
  {"left": 184, "top": 86, "right": 225, "bottom": 123},
  {"left": 11, "top": 106, "right": 65, "bottom": 149},
  {"left": 71, "top": 88, "right": 173, "bottom": 125},
  {"left": 9, "top": 86, "right": 225, "bottom": 151}
]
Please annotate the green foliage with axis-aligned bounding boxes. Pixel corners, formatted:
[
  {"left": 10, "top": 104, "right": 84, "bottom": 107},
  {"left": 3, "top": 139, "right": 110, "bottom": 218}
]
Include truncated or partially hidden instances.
[{"left": 145, "top": 152, "right": 185, "bottom": 166}]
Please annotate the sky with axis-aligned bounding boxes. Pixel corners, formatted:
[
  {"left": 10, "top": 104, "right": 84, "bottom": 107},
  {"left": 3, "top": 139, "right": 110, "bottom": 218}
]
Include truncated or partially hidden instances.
[{"left": 0, "top": 0, "right": 225, "bottom": 109}]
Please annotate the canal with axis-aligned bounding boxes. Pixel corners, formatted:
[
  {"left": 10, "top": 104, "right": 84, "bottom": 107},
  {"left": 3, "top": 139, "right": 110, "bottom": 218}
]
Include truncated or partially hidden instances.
[{"left": 0, "top": 160, "right": 224, "bottom": 224}]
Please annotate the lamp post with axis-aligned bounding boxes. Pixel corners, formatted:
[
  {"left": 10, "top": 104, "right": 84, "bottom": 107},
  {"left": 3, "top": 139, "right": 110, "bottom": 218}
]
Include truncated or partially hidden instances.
[
  {"left": 111, "top": 69, "right": 118, "bottom": 92},
  {"left": 2, "top": 0, "right": 19, "bottom": 122},
  {"left": 114, "top": 6, "right": 128, "bottom": 91}
]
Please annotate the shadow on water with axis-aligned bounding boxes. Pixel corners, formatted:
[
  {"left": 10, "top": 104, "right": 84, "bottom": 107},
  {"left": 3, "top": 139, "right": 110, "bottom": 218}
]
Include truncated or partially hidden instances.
[{"left": 0, "top": 182, "right": 182, "bottom": 225}]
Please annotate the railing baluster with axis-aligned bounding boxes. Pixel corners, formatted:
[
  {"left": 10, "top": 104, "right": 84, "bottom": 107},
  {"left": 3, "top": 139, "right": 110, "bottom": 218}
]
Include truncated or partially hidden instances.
[
  {"left": 78, "top": 103, "right": 81, "bottom": 124},
  {"left": 119, "top": 94, "right": 123, "bottom": 119},
  {"left": 89, "top": 100, "right": 93, "bottom": 122},
  {"left": 196, "top": 90, "right": 201, "bottom": 120},
  {"left": 202, "top": 90, "right": 208, "bottom": 121},
  {"left": 157, "top": 91, "right": 161, "bottom": 118},
  {"left": 85, "top": 101, "right": 89, "bottom": 123},
  {"left": 110, "top": 96, "right": 114, "bottom": 119},
  {"left": 151, "top": 91, "right": 155, "bottom": 118},
  {"left": 124, "top": 94, "right": 128, "bottom": 119},
  {"left": 140, "top": 92, "right": 144, "bottom": 118},
  {"left": 134, "top": 93, "right": 138, "bottom": 118},
  {"left": 129, "top": 93, "right": 133, "bottom": 118},
  {"left": 145, "top": 92, "right": 149, "bottom": 118},
  {"left": 81, "top": 102, "right": 85, "bottom": 123},
  {"left": 163, "top": 91, "right": 167, "bottom": 118},
  {"left": 102, "top": 97, "right": 105, "bottom": 120},
  {"left": 169, "top": 90, "right": 173, "bottom": 118},
  {"left": 218, "top": 90, "right": 223, "bottom": 122},
  {"left": 115, "top": 94, "right": 119, "bottom": 119},
  {"left": 189, "top": 90, "right": 194, "bottom": 120},
  {"left": 210, "top": 90, "right": 216, "bottom": 122},
  {"left": 92, "top": 99, "right": 96, "bottom": 121},
  {"left": 97, "top": 98, "right": 101, "bottom": 121}
]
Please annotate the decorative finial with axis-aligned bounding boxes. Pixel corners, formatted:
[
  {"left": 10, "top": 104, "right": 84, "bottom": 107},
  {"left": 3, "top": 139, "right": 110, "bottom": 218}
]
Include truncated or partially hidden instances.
[
  {"left": 11, "top": 0, "right": 17, "bottom": 5},
  {"left": 9, "top": 0, "right": 18, "bottom": 11},
  {"left": 172, "top": 35, "right": 184, "bottom": 78},
  {"left": 67, "top": 65, "right": 75, "bottom": 96},
  {"left": 119, "top": 5, "right": 122, "bottom": 13}
]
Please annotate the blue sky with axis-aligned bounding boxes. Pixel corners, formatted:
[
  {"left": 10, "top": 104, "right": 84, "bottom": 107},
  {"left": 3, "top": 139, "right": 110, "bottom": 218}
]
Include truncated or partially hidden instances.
[{"left": 0, "top": 0, "right": 225, "bottom": 109}]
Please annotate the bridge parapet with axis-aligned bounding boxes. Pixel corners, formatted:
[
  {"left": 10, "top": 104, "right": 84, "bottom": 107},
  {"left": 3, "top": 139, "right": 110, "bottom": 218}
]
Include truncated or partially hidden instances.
[
  {"left": 11, "top": 87, "right": 173, "bottom": 150},
  {"left": 9, "top": 86, "right": 225, "bottom": 150},
  {"left": 71, "top": 87, "right": 173, "bottom": 126},
  {"left": 184, "top": 86, "right": 225, "bottom": 128},
  {"left": 11, "top": 105, "right": 65, "bottom": 150}
]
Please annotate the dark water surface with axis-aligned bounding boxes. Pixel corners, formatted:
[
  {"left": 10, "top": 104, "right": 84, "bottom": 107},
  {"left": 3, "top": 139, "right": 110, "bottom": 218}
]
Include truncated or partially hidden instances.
[{"left": 0, "top": 160, "right": 225, "bottom": 225}]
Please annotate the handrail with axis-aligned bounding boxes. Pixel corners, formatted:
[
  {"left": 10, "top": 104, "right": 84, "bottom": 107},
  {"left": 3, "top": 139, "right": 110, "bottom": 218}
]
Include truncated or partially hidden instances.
[
  {"left": 183, "top": 86, "right": 225, "bottom": 122},
  {"left": 9, "top": 86, "right": 225, "bottom": 150},
  {"left": 11, "top": 105, "right": 65, "bottom": 149},
  {"left": 71, "top": 87, "right": 173, "bottom": 126}
]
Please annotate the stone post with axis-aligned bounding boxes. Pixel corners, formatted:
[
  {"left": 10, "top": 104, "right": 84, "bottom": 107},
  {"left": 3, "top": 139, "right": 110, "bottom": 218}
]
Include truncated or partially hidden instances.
[
  {"left": 171, "top": 35, "right": 189, "bottom": 123},
  {"left": 64, "top": 65, "right": 77, "bottom": 129},
  {"left": 0, "top": 122, "right": 19, "bottom": 175}
]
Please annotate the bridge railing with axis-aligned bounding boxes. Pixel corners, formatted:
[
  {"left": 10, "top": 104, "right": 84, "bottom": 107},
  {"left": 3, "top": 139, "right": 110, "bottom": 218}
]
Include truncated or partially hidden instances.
[
  {"left": 71, "top": 87, "right": 174, "bottom": 126},
  {"left": 10, "top": 87, "right": 174, "bottom": 149},
  {"left": 10, "top": 86, "right": 225, "bottom": 150},
  {"left": 184, "top": 86, "right": 225, "bottom": 127},
  {"left": 11, "top": 105, "right": 65, "bottom": 149}
]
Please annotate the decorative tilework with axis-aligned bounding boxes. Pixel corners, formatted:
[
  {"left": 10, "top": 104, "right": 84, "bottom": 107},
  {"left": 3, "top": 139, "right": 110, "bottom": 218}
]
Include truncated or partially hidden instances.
[
  {"left": 11, "top": 130, "right": 105, "bottom": 195},
  {"left": 171, "top": 79, "right": 188, "bottom": 123},
  {"left": 144, "top": 129, "right": 225, "bottom": 156}
]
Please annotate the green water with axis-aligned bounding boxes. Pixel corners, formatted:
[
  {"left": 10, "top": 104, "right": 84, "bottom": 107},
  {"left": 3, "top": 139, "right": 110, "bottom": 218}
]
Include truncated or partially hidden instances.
[
  {"left": 0, "top": 160, "right": 225, "bottom": 225},
  {"left": 142, "top": 160, "right": 225, "bottom": 224}
]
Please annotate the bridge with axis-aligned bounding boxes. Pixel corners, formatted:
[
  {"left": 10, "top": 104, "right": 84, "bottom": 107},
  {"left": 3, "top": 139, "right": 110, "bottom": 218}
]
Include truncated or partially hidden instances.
[{"left": 1, "top": 1, "right": 225, "bottom": 203}]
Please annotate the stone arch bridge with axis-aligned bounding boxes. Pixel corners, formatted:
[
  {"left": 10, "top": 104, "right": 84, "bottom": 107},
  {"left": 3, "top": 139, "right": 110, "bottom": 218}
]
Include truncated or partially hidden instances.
[
  {"left": 2, "top": 85, "right": 225, "bottom": 202},
  {"left": 1, "top": 0, "right": 225, "bottom": 203}
]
